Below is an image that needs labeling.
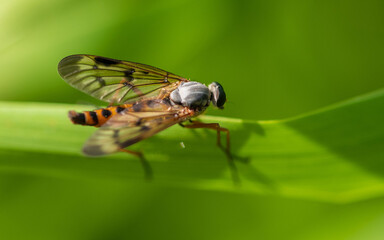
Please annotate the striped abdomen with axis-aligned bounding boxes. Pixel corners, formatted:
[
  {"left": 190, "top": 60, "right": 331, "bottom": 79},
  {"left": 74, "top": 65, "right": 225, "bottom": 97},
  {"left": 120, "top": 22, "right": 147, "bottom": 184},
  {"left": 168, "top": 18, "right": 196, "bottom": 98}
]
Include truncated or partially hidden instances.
[
  {"left": 68, "top": 105, "right": 128, "bottom": 127},
  {"left": 68, "top": 99, "right": 175, "bottom": 127}
]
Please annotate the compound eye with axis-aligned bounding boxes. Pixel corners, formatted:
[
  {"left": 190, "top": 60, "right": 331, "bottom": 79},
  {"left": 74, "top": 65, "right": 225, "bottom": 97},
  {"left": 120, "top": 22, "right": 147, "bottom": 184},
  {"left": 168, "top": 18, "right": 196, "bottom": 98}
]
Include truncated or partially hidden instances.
[{"left": 208, "top": 82, "right": 226, "bottom": 109}]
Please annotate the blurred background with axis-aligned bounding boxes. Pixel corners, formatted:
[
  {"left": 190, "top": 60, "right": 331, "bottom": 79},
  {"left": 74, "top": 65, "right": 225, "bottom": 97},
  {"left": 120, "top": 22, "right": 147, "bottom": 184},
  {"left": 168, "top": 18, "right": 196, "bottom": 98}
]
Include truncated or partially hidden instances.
[{"left": 1, "top": 0, "right": 384, "bottom": 239}]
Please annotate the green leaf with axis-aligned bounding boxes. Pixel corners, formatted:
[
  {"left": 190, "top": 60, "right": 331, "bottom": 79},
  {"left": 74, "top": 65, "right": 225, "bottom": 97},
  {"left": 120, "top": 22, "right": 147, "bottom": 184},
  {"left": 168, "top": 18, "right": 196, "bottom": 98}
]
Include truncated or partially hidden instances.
[{"left": 1, "top": 89, "right": 384, "bottom": 203}]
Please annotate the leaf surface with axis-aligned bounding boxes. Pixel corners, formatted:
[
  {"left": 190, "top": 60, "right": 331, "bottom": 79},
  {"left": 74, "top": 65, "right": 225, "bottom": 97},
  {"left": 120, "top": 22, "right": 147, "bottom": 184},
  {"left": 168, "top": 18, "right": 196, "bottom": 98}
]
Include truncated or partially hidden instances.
[{"left": 1, "top": 89, "right": 384, "bottom": 202}]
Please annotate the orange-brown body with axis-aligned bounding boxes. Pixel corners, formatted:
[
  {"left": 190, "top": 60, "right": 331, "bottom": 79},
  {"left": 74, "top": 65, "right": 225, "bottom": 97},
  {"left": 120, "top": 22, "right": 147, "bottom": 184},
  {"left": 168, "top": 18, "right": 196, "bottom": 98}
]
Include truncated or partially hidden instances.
[
  {"left": 68, "top": 98, "right": 199, "bottom": 128},
  {"left": 69, "top": 104, "right": 131, "bottom": 127}
]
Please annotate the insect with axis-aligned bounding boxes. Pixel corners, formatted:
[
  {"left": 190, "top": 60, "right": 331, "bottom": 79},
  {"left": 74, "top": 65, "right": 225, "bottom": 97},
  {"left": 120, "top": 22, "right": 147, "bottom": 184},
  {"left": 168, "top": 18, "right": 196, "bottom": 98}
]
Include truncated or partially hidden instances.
[{"left": 58, "top": 54, "right": 231, "bottom": 178}]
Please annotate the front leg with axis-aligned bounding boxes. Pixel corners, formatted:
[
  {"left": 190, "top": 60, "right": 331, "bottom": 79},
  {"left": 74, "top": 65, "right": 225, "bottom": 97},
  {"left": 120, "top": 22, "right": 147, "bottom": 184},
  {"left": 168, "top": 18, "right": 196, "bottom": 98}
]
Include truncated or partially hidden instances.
[
  {"left": 180, "top": 120, "right": 231, "bottom": 157},
  {"left": 179, "top": 120, "right": 239, "bottom": 184}
]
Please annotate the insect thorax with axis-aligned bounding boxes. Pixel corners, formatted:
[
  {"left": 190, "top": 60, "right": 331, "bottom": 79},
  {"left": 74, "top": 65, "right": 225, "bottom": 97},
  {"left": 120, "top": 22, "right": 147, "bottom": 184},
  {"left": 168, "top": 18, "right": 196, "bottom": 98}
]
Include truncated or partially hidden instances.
[{"left": 170, "top": 81, "right": 210, "bottom": 109}]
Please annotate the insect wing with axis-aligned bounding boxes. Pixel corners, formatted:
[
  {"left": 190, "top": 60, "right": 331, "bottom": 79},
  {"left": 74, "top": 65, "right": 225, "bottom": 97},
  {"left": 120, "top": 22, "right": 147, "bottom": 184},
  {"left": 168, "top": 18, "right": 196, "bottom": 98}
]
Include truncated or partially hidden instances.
[
  {"left": 58, "top": 55, "right": 185, "bottom": 104},
  {"left": 82, "top": 104, "right": 187, "bottom": 156}
]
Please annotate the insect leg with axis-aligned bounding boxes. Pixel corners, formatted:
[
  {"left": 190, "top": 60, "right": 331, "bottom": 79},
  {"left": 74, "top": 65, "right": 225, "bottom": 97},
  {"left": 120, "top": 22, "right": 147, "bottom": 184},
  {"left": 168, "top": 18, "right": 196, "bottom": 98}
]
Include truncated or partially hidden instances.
[
  {"left": 120, "top": 148, "right": 153, "bottom": 181},
  {"left": 178, "top": 119, "right": 193, "bottom": 127},
  {"left": 180, "top": 121, "right": 239, "bottom": 184},
  {"left": 181, "top": 121, "right": 230, "bottom": 156}
]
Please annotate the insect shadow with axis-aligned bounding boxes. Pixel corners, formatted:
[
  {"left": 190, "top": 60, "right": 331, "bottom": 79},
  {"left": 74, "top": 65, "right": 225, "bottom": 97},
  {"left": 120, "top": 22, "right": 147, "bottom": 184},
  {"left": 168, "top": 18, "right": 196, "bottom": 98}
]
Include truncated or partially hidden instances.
[
  {"left": 143, "top": 119, "right": 275, "bottom": 188},
  {"left": 238, "top": 121, "right": 278, "bottom": 189}
]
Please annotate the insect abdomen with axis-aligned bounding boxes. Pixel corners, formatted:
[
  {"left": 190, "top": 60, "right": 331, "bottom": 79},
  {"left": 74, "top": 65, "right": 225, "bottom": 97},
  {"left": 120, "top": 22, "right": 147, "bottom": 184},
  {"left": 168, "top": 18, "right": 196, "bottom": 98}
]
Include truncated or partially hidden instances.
[{"left": 68, "top": 106, "right": 126, "bottom": 127}]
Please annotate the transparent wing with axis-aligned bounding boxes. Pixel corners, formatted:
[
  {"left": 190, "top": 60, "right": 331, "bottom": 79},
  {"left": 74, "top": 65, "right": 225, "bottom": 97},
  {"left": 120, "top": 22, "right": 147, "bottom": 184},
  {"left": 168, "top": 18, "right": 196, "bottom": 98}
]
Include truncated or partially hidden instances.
[
  {"left": 82, "top": 104, "right": 190, "bottom": 156},
  {"left": 58, "top": 54, "right": 186, "bottom": 104}
]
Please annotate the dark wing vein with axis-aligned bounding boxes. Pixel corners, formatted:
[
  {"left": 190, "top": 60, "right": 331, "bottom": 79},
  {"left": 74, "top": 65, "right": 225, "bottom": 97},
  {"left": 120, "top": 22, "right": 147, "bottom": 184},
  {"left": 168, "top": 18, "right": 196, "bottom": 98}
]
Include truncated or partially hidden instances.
[
  {"left": 82, "top": 106, "right": 189, "bottom": 156},
  {"left": 58, "top": 54, "right": 187, "bottom": 104}
]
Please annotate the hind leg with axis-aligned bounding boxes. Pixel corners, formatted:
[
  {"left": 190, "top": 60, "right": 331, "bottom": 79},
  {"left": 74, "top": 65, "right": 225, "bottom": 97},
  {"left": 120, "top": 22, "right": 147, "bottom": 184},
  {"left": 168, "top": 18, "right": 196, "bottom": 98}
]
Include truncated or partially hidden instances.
[{"left": 179, "top": 121, "right": 239, "bottom": 184}]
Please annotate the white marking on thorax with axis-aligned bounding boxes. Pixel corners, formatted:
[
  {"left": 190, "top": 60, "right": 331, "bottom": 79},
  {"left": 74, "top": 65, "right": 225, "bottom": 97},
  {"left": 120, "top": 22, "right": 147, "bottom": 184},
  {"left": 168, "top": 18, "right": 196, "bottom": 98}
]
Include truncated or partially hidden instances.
[{"left": 170, "top": 81, "right": 211, "bottom": 108}]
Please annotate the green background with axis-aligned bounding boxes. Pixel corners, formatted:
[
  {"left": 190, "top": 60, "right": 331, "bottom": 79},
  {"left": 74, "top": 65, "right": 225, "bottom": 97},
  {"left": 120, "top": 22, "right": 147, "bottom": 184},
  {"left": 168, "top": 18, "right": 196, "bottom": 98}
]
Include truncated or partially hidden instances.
[{"left": 1, "top": 0, "right": 384, "bottom": 239}]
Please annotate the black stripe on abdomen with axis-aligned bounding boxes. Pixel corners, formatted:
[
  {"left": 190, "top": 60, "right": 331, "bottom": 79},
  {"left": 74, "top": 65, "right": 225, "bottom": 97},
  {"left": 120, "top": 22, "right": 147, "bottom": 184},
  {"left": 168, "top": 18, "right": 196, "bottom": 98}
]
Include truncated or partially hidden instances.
[
  {"left": 68, "top": 110, "right": 86, "bottom": 125},
  {"left": 89, "top": 111, "right": 99, "bottom": 125},
  {"left": 102, "top": 109, "right": 111, "bottom": 118}
]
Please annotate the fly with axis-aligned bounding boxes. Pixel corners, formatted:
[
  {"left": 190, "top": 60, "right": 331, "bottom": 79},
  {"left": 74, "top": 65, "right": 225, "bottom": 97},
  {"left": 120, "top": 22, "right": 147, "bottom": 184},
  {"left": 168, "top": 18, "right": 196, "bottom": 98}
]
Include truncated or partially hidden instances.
[{"left": 58, "top": 55, "right": 232, "bottom": 180}]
